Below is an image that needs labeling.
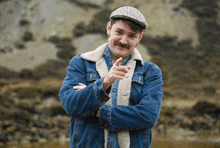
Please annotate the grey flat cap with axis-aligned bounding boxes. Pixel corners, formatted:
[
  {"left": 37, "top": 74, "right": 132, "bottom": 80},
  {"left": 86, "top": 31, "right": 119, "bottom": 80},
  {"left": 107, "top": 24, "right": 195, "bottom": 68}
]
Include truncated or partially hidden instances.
[{"left": 110, "top": 6, "right": 148, "bottom": 29}]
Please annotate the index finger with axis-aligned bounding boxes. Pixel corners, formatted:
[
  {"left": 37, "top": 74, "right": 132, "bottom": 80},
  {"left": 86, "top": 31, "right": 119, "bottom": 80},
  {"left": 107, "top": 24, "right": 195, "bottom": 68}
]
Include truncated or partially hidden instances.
[{"left": 114, "top": 57, "right": 123, "bottom": 66}]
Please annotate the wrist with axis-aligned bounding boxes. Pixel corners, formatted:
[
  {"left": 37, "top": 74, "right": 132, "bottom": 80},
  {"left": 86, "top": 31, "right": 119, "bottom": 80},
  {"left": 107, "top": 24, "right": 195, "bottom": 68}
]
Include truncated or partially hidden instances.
[{"left": 103, "top": 76, "right": 111, "bottom": 91}]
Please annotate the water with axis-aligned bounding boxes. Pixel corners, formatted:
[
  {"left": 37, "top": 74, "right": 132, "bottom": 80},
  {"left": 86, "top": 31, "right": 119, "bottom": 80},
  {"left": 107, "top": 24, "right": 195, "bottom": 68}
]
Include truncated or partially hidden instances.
[
  {"left": 151, "top": 139, "right": 220, "bottom": 148},
  {"left": 1, "top": 137, "right": 220, "bottom": 148}
]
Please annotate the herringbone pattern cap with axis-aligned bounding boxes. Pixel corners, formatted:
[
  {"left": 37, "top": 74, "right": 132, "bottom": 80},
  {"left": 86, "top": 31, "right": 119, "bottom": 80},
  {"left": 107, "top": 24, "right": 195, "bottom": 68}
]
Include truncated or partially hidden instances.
[{"left": 110, "top": 6, "right": 148, "bottom": 29}]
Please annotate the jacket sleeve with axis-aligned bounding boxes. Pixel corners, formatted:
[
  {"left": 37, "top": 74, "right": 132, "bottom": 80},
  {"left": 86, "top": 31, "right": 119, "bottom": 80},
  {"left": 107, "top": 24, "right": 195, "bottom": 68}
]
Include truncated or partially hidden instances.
[
  {"left": 59, "top": 55, "right": 109, "bottom": 119},
  {"left": 99, "top": 64, "right": 163, "bottom": 132}
]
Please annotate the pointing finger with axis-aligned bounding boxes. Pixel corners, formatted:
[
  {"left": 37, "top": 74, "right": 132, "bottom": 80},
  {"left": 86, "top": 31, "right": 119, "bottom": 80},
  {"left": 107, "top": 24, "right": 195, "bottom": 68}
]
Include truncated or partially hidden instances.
[{"left": 114, "top": 57, "right": 123, "bottom": 66}]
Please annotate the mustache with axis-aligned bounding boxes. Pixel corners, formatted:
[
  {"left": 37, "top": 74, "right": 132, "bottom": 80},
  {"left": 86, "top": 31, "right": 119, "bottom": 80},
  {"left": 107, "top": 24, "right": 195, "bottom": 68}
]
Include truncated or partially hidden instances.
[{"left": 115, "top": 41, "right": 130, "bottom": 49}]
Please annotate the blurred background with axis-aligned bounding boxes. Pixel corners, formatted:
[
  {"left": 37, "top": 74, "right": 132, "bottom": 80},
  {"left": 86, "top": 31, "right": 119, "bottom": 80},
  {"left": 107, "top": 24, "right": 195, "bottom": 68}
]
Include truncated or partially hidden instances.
[{"left": 0, "top": 0, "right": 220, "bottom": 147}]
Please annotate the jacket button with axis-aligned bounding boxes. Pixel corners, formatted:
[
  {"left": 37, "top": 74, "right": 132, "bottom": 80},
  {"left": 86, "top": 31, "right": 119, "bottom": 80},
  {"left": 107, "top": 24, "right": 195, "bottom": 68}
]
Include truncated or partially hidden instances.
[
  {"left": 113, "top": 89, "right": 116, "bottom": 92},
  {"left": 108, "top": 145, "right": 111, "bottom": 148}
]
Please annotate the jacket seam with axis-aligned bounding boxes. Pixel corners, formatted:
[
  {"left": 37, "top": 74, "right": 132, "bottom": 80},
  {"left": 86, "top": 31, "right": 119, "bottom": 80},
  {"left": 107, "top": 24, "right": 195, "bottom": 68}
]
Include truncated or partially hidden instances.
[
  {"left": 144, "top": 65, "right": 158, "bottom": 81},
  {"left": 87, "top": 124, "right": 93, "bottom": 148},
  {"left": 76, "top": 56, "right": 86, "bottom": 68}
]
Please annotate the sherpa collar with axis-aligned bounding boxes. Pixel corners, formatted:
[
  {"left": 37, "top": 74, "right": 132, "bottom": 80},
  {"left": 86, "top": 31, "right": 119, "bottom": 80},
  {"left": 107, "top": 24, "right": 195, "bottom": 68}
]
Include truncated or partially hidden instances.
[{"left": 81, "top": 43, "right": 144, "bottom": 65}]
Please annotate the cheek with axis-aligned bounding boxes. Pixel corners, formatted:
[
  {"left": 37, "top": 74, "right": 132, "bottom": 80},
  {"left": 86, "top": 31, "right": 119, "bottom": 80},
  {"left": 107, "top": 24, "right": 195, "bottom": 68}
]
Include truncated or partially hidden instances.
[
  {"left": 109, "top": 36, "right": 118, "bottom": 43},
  {"left": 130, "top": 40, "right": 139, "bottom": 46}
]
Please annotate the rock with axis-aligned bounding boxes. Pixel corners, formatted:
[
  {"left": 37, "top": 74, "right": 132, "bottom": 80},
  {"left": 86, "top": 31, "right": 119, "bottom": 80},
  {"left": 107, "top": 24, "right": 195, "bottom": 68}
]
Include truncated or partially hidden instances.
[
  {"left": 0, "top": 106, "right": 12, "bottom": 119},
  {"left": 29, "top": 134, "right": 40, "bottom": 142},
  {"left": 12, "top": 87, "right": 40, "bottom": 99},
  {"left": 0, "top": 134, "right": 7, "bottom": 143},
  {"left": 40, "top": 97, "right": 67, "bottom": 116},
  {"left": 48, "top": 127, "right": 60, "bottom": 138},
  {"left": 14, "top": 41, "right": 26, "bottom": 50},
  {"left": 19, "top": 19, "right": 30, "bottom": 26},
  {"left": 87, "top": 9, "right": 112, "bottom": 34},
  {"left": 17, "top": 99, "right": 35, "bottom": 113},
  {"left": 5, "top": 124, "right": 17, "bottom": 135},
  {"left": 38, "top": 129, "right": 49, "bottom": 139},
  {"left": 0, "top": 94, "right": 4, "bottom": 105},
  {"left": 203, "top": 86, "right": 216, "bottom": 96},
  {"left": 19, "top": 69, "right": 33, "bottom": 79},
  {"left": 11, "top": 108, "right": 33, "bottom": 123},
  {"left": 1, "top": 120, "right": 13, "bottom": 130},
  {"left": 42, "top": 97, "right": 57, "bottom": 108},
  {"left": 73, "top": 22, "right": 86, "bottom": 37},
  {"left": 56, "top": 44, "right": 76, "bottom": 60},
  {"left": 48, "top": 102, "right": 67, "bottom": 116},
  {"left": 0, "top": 46, "right": 13, "bottom": 54},
  {"left": 22, "top": 31, "right": 34, "bottom": 42},
  {"left": 192, "top": 101, "right": 220, "bottom": 118},
  {"left": 0, "top": 67, "right": 18, "bottom": 78},
  {"left": 14, "top": 131, "right": 23, "bottom": 142},
  {"left": 30, "top": 127, "right": 37, "bottom": 134},
  {"left": 33, "top": 118, "right": 47, "bottom": 128},
  {"left": 32, "top": 60, "right": 67, "bottom": 79}
]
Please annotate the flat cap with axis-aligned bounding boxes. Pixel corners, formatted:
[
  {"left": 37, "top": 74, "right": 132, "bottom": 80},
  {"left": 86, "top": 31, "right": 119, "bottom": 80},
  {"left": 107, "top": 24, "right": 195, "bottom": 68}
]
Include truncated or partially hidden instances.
[{"left": 110, "top": 6, "right": 148, "bottom": 29}]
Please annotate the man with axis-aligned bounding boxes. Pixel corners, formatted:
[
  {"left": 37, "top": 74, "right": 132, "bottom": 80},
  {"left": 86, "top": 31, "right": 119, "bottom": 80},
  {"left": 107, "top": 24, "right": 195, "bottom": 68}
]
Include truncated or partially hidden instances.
[{"left": 59, "top": 6, "right": 163, "bottom": 148}]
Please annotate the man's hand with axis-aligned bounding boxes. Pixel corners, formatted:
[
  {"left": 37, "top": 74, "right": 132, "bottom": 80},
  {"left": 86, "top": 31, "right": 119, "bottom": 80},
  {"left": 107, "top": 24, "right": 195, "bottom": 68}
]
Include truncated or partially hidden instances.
[
  {"left": 73, "top": 83, "right": 87, "bottom": 90},
  {"left": 103, "top": 57, "right": 131, "bottom": 90}
]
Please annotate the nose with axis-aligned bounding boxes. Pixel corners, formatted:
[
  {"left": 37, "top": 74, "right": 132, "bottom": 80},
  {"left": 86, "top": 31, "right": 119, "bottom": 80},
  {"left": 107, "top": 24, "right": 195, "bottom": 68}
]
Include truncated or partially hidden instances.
[{"left": 120, "top": 35, "right": 128, "bottom": 45}]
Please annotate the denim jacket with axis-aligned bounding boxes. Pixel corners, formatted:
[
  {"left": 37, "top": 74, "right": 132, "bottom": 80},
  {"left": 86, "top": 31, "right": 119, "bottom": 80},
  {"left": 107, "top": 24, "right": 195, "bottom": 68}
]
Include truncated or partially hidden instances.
[{"left": 59, "top": 43, "right": 163, "bottom": 148}]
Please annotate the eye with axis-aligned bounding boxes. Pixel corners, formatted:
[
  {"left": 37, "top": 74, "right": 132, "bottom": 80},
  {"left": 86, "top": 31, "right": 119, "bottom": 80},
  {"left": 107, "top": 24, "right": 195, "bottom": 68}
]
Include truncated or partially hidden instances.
[
  {"left": 129, "top": 33, "right": 137, "bottom": 38},
  {"left": 129, "top": 34, "right": 136, "bottom": 38},
  {"left": 116, "top": 31, "right": 123, "bottom": 35}
]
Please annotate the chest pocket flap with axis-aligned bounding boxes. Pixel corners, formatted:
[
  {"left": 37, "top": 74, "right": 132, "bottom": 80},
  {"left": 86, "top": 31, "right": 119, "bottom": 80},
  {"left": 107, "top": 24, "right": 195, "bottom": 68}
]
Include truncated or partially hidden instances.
[
  {"left": 132, "top": 73, "right": 144, "bottom": 85},
  {"left": 86, "top": 69, "right": 100, "bottom": 81}
]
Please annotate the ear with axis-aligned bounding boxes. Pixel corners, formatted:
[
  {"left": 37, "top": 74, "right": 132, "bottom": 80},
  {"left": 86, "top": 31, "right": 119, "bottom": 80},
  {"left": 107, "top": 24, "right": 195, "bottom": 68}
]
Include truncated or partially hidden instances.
[
  {"left": 138, "top": 32, "right": 143, "bottom": 43},
  {"left": 106, "top": 22, "right": 111, "bottom": 36}
]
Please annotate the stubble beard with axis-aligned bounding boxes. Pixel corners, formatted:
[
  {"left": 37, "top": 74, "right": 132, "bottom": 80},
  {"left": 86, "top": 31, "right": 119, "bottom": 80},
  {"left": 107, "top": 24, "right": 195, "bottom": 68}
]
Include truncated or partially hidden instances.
[{"left": 108, "top": 43, "right": 131, "bottom": 60}]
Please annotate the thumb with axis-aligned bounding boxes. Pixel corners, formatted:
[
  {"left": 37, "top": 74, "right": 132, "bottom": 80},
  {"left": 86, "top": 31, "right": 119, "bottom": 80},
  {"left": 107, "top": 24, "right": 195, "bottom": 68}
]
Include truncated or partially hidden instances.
[{"left": 114, "top": 57, "right": 123, "bottom": 66}]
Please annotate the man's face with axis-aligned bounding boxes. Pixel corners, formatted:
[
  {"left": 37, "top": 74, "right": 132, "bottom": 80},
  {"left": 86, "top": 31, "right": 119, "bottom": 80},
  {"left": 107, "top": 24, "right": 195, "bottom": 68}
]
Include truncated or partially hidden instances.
[{"left": 107, "top": 20, "right": 143, "bottom": 61}]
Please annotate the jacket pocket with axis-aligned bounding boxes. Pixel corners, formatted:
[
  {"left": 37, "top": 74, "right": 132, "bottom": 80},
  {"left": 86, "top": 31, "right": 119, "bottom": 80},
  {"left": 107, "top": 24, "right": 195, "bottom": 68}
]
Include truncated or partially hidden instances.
[
  {"left": 132, "top": 73, "right": 144, "bottom": 85},
  {"left": 73, "top": 119, "right": 81, "bottom": 143},
  {"left": 86, "top": 69, "right": 100, "bottom": 82}
]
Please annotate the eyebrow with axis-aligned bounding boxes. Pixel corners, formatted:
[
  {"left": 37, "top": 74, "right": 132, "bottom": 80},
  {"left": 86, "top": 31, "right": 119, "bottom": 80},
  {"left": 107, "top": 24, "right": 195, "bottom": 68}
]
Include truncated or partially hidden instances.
[{"left": 116, "top": 28, "right": 138, "bottom": 35}]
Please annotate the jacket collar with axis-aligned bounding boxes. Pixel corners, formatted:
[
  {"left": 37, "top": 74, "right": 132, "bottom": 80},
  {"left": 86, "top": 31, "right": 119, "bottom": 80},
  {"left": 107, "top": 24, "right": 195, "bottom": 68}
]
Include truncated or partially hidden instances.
[{"left": 81, "top": 43, "right": 144, "bottom": 65}]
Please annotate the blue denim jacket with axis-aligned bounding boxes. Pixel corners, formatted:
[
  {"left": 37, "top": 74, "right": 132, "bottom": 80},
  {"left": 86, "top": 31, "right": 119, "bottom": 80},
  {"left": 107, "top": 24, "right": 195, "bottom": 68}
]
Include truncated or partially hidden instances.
[{"left": 59, "top": 44, "right": 163, "bottom": 148}]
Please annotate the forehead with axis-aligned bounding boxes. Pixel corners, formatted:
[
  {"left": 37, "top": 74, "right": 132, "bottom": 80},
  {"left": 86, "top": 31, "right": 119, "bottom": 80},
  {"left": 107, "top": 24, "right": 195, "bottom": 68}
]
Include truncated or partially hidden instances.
[{"left": 111, "top": 20, "right": 139, "bottom": 34}]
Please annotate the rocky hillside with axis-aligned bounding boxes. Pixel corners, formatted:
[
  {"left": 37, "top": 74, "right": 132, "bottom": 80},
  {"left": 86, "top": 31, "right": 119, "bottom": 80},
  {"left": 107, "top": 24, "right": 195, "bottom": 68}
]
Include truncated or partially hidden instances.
[{"left": 0, "top": 0, "right": 220, "bottom": 144}]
